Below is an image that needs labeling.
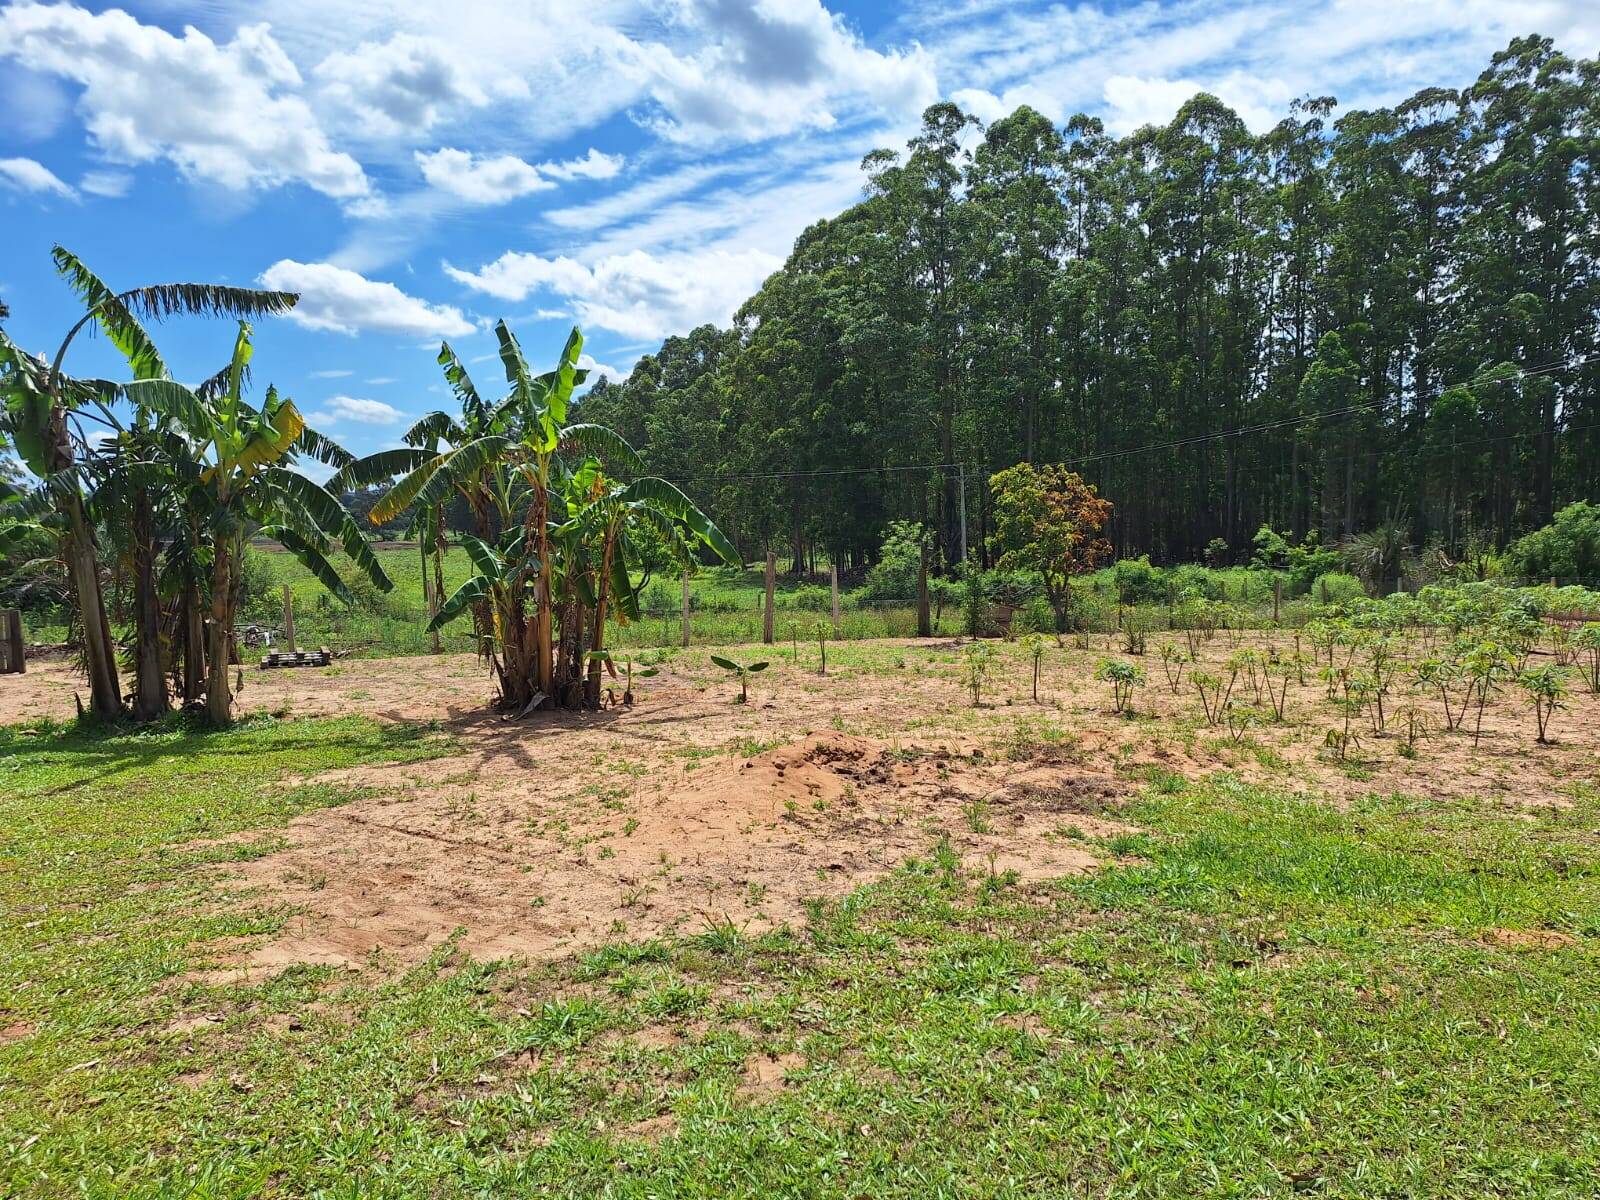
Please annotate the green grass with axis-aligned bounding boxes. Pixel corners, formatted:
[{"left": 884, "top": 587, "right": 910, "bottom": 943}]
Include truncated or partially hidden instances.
[
  {"left": 236, "top": 547, "right": 957, "bottom": 656},
  {"left": 2, "top": 710, "right": 1596, "bottom": 1196}
]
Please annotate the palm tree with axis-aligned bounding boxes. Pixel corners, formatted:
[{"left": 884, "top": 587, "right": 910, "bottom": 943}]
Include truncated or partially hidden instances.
[
  {"left": 1341, "top": 518, "right": 1412, "bottom": 595},
  {"left": 125, "top": 322, "right": 387, "bottom": 725}
]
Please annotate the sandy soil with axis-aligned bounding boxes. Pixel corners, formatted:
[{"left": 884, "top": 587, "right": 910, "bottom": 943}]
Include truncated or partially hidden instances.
[{"left": 5, "top": 634, "right": 1596, "bottom": 977}]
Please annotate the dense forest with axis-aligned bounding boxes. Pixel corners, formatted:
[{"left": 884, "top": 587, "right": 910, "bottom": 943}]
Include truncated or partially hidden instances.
[{"left": 577, "top": 35, "right": 1599, "bottom": 574}]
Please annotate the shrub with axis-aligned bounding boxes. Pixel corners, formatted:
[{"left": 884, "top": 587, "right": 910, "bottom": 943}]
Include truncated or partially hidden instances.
[
  {"left": 1251, "top": 524, "right": 1339, "bottom": 595},
  {"left": 1011, "top": 593, "right": 1056, "bottom": 636},
  {"left": 860, "top": 520, "right": 927, "bottom": 604},
  {"left": 1169, "top": 563, "right": 1221, "bottom": 601},
  {"left": 782, "top": 585, "right": 831, "bottom": 612},
  {"left": 1310, "top": 572, "right": 1367, "bottom": 607},
  {"left": 236, "top": 548, "right": 281, "bottom": 620},
  {"left": 1505, "top": 502, "right": 1600, "bottom": 584},
  {"left": 1112, "top": 555, "right": 1165, "bottom": 604}
]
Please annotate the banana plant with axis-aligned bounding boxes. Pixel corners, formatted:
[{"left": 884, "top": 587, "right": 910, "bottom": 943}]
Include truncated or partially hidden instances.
[
  {"left": 710, "top": 654, "right": 768, "bottom": 704},
  {"left": 561, "top": 457, "right": 737, "bottom": 707},
  {"left": 347, "top": 322, "right": 737, "bottom": 713},
  {"left": 1, "top": 247, "right": 296, "bottom": 721},
  {"left": 124, "top": 322, "right": 387, "bottom": 725}
]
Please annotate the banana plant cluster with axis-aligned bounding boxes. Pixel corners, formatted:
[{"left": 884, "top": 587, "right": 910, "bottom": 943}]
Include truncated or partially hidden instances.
[
  {"left": 0, "top": 247, "right": 386, "bottom": 726},
  {"left": 336, "top": 321, "right": 737, "bottom": 713}
]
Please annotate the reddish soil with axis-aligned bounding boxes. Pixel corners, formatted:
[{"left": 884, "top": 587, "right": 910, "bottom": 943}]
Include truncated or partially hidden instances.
[{"left": 5, "top": 633, "right": 1596, "bottom": 979}]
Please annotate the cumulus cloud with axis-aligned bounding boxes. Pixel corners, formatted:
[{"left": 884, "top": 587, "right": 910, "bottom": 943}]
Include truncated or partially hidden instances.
[
  {"left": 313, "top": 33, "right": 490, "bottom": 139},
  {"left": 445, "top": 247, "right": 781, "bottom": 341},
  {"left": 415, "top": 146, "right": 624, "bottom": 204},
  {"left": 306, "top": 395, "right": 404, "bottom": 424},
  {"left": 0, "top": 2, "right": 367, "bottom": 199},
  {"left": 1101, "top": 71, "right": 1290, "bottom": 134},
  {"left": 538, "top": 147, "right": 624, "bottom": 181},
  {"left": 0, "top": 156, "right": 76, "bottom": 199},
  {"left": 415, "top": 148, "right": 553, "bottom": 203},
  {"left": 628, "top": 0, "right": 938, "bottom": 143},
  {"left": 260, "top": 260, "right": 474, "bottom": 338},
  {"left": 578, "top": 352, "right": 632, "bottom": 383}
]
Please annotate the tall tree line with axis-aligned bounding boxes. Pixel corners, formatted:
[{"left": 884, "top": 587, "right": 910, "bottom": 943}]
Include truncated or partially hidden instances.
[{"left": 578, "top": 37, "right": 1600, "bottom": 570}]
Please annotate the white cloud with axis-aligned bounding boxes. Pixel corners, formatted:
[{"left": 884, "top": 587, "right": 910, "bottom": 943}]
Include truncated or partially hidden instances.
[
  {"left": 630, "top": 0, "right": 939, "bottom": 143},
  {"left": 260, "top": 260, "right": 474, "bottom": 338},
  {"left": 415, "top": 147, "right": 553, "bottom": 203},
  {"left": 313, "top": 33, "right": 491, "bottom": 139},
  {"left": 309, "top": 368, "right": 355, "bottom": 379},
  {"left": 1102, "top": 71, "right": 1290, "bottom": 134},
  {"left": 542, "top": 161, "right": 729, "bottom": 232},
  {"left": 0, "top": 3, "right": 367, "bottom": 199},
  {"left": 306, "top": 395, "right": 404, "bottom": 424},
  {"left": 539, "top": 147, "right": 624, "bottom": 181},
  {"left": 445, "top": 247, "right": 780, "bottom": 341},
  {"left": 415, "top": 145, "right": 624, "bottom": 204},
  {"left": 0, "top": 156, "right": 76, "bottom": 199},
  {"left": 78, "top": 169, "right": 131, "bottom": 198},
  {"left": 366, "top": 376, "right": 398, "bottom": 385},
  {"left": 578, "top": 352, "right": 632, "bottom": 383}
]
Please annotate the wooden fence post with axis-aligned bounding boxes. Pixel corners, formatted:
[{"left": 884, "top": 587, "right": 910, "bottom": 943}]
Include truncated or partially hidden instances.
[
  {"left": 2, "top": 609, "right": 23, "bottom": 674},
  {"left": 282, "top": 585, "right": 296, "bottom": 654},
  {"left": 830, "top": 563, "right": 841, "bottom": 637},
  {"left": 916, "top": 545, "right": 931, "bottom": 637},
  {"left": 763, "top": 551, "right": 776, "bottom": 644},
  {"left": 681, "top": 569, "right": 691, "bottom": 649}
]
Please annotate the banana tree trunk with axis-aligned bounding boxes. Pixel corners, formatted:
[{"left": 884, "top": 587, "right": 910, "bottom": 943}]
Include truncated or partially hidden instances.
[
  {"left": 205, "top": 536, "right": 236, "bottom": 726},
  {"left": 131, "top": 492, "right": 167, "bottom": 721},
  {"left": 533, "top": 485, "right": 554, "bottom": 701},
  {"left": 585, "top": 530, "right": 617, "bottom": 708},
  {"left": 63, "top": 491, "right": 121, "bottom": 719},
  {"left": 182, "top": 584, "right": 206, "bottom": 704}
]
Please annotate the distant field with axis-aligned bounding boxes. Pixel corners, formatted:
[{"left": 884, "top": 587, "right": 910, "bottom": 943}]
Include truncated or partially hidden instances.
[
  {"left": 16, "top": 545, "right": 1329, "bottom": 659},
  {"left": 241, "top": 545, "right": 953, "bottom": 656}
]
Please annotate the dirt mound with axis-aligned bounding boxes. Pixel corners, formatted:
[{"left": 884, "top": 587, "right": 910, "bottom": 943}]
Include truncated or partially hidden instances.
[{"left": 210, "top": 732, "right": 1130, "bottom": 979}]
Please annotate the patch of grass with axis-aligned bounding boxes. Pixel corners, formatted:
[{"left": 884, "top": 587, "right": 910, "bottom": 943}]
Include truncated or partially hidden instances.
[{"left": 3, "top": 716, "right": 1598, "bottom": 1196}]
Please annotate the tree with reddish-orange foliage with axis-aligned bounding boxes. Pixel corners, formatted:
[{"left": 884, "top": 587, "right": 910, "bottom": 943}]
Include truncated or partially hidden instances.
[{"left": 988, "top": 463, "right": 1113, "bottom": 631}]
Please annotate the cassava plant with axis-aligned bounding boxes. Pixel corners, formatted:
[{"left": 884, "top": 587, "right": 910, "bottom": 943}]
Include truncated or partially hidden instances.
[
  {"left": 1021, "top": 633, "right": 1049, "bottom": 701},
  {"left": 1516, "top": 664, "right": 1569, "bottom": 744},
  {"left": 1575, "top": 624, "right": 1600, "bottom": 694},
  {"left": 1464, "top": 640, "right": 1513, "bottom": 748},
  {"left": 1157, "top": 641, "right": 1188, "bottom": 694},
  {"left": 1095, "top": 658, "right": 1145, "bottom": 714},
  {"left": 962, "top": 641, "right": 997, "bottom": 707},
  {"left": 1191, "top": 666, "right": 1238, "bottom": 728}
]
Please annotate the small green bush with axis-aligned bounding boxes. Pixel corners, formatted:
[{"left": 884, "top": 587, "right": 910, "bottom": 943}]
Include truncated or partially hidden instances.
[
  {"left": 1113, "top": 555, "right": 1165, "bottom": 604},
  {"left": 1310, "top": 572, "right": 1367, "bottom": 606}
]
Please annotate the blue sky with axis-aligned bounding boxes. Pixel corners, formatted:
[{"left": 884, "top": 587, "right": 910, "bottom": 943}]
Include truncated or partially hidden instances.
[{"left": 3, "top": 0, "right": 1597, "bottom": 467}]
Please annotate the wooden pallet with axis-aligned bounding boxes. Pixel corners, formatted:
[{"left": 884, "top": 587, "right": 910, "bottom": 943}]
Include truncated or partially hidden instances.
[{"left": 259, "top": 648, "right": 332, "bottom": 669}]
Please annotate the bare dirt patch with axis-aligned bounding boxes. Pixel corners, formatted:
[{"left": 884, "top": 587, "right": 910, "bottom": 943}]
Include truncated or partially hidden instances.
[
  {"left": 11, "top": 633, "right": 1596, "bottom": 980},
  {"left": 211, "top": 723, "right": 1127, "bottom": 979},
  {"left": 1480, "top": 928, "right": 1581, "bottom": 951},
  {"left": 739, "top": 1051, "right": 806, "bottom": 1099},
  {"left": 619, "top": 1113, "right": 678, "bottom": 1142}
]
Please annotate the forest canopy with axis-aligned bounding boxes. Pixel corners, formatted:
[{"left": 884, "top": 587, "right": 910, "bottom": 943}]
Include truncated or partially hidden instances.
[{"left": 577, "top": 35, "right": 1599, "bottom": 576}]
